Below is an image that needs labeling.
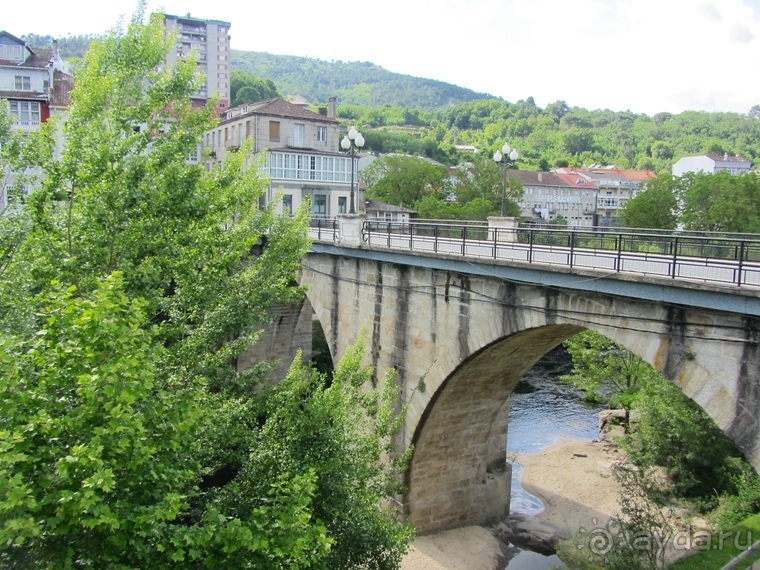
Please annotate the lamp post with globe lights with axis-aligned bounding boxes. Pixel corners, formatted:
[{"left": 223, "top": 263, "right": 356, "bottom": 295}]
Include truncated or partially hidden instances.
[
  {"left": 493, "top": 142, "right": 519, "bottom": 217},
  {"left": 340, "top": 126, "right": 364, "bottom": 214}
]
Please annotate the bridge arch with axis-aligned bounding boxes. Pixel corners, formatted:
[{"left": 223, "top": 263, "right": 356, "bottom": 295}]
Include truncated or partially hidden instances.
[{"left": 300, "top": 248, "right": 760, "bottom": 532}]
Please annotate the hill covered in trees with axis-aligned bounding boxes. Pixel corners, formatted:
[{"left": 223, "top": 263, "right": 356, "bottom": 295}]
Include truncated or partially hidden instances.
[
  {"left": 231, "top": 50, "right": 496, "bottom": 109},
  {"left": 19, "top": 34, "right": 760, "bottom": 173},
  {"left": 340, "top": 99, "right": 760, "bottom": 174}
]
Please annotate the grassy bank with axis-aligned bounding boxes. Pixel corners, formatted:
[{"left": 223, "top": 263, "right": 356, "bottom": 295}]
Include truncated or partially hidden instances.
[{"left": 668, "top": 514, "right": 760, "bottom": 570}]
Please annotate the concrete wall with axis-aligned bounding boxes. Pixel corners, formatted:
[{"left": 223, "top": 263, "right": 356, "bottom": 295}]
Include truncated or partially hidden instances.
[{"left": 299, "top": 248, "right": 760, "bottom": 532}]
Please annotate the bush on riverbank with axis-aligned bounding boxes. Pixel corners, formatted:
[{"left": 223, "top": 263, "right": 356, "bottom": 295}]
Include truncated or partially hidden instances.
[
  {"left": 558, "top": 331, "right": 759, "bottom": 569},
  {"left": 623, "top": 375, "right": 746, "bottom": 506}
]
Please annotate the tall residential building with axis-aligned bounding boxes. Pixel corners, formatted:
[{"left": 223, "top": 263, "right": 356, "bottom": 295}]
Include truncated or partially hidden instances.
[{"left": 161, "top": 13, "right": 231, "bottom": 115}]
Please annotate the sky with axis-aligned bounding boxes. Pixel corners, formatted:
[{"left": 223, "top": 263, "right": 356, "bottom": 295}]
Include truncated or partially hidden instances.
[{"left": 4, "top": 0, "right": 760, "bottom": 116}]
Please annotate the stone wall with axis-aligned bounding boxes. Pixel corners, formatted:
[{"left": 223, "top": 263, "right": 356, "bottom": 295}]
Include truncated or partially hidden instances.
[
  {"left": 236, "top": 300, "right": 314, "bottom": 385},
  {"left": 300, "top": 248, "right": 760, "bottom": 532}
]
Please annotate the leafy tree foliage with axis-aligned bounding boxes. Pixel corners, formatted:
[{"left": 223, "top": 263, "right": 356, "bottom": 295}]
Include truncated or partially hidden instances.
[
  {"left": 230, "top": 69, "right": 280, "bottom": 107},
  {"left": 1, "top": 6, "right": 411, "bottom": 568},
  {"left": 364, "top": 154, "right": 448, "bottom": 207},
  {"left": 619, "top": 175, "right": 681, "bottom": 229},
  {"left": 232, "top": 51, "right": 494, "bottom": 109},
  {"left": 681, "top": 171, "right": 760, "bottom": 233},
  {"left": 622, "top": 172, "right": 760, "bottom": 232},
  {"left": 413, "top": 195, "right": 495, "bottom": 221},
  {"left": 623, "top": 376, "right": 745, "bottom": 503},
  {"left": 457, "top": 154, "right": 522, "bottom": 213},
  {"left": 561, "top": 331, "right": 657, "bottom": 406},
  {"left": 21, "top": 33, "right": 100, "bottom": 60}
]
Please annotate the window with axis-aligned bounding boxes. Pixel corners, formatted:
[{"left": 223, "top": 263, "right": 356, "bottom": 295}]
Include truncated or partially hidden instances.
[
  {"left": 338, "top": 196, "right": 347, "bottom": 213},
  {"left": 294, "top": 123, "right": 305, "bottom": 145},
  {"left": 9, "top": 101, "right": 40, "bottom": 124},
  {"left": 269, "top": 121, "right": 280, "bottom": 142},
  {"left": 317, "top": 126, "right": 327, "bottom": 143},
  {"left": 0, "top": 45, "right": 23, "bottom": 61},
  {"left": 14, "top": 76, "right": 31, "bottom": 91},
  {"left": 283, "top": 195, "right": 293, "bottom": 215},
  {"left": 313, "top": 195, "right": 327, "bottom": 216}
]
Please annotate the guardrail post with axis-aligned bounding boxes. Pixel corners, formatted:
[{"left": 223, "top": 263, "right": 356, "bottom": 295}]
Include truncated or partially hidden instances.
[
  {"left": 737, "top": 241, "right": 746, "bottom": 286},
  {"left": 671, "top": 236, "right": 679, "bottom": 278},
  {"left": 461, "top": 226, "right": 466, "bottom": 255},
  {"left": 434, "top": 224, "right": 439, "bottom": 254},
  {"left": 616, "top": 234, "right": 623, "bottom": 272},
  {"left": 528, "top": 229, "right": 534, "bottom": 263},
  {"left": 569, "top": 229, "right": 575, "bottom": 268}
]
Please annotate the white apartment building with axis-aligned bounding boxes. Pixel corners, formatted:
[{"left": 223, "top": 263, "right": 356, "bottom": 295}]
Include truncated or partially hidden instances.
[
  {"left": 512, "top": 170, "right": 598, "bottom": 227},
  {"left": 204, "top": 97, "right": 362, "bottom": 219},
  {"left": 161, "top": 13, "right": 231, "bottom": 115},
  {"left": 553, "top": 167, "right": 656, "bottom": 227},
  {"left": 672, "top": 154, "right": 752, "bottom": 177}
]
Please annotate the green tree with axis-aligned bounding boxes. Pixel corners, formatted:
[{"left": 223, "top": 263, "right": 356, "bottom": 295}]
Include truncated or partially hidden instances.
[
  {"left": 561, "top": 330, "right": 658, "bottom": 405},
  {"left": 1, "top": 5, "right": 412, "bottom": 567},
  {"left": 453, "top": 153, "right": 523, "bottom": 217},
  {"left": 619, "top": 175, "right": 681, "bottom": 230},
  {"left": 681, "top": 171, "right": 760, "bottom": 233},
  {"left": 623, "top": 375, "right": 744, "bottom": 502},
  {"left": 364, "top": 154, "right": 447, "bottom": 207},
  {"left": 230, "top": 69, "right": 280, "bottom": 107}
]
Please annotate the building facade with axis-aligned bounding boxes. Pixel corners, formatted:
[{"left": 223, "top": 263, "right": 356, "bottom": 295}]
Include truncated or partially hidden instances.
[
  {"left": 161, "top": 14, "right": 231, "bottom": 115},
  {"left": 554, "top": 167, "right": 656, "bottom": 227},
  {"left": 512, "top": 170, "right": 598, "bottom": 227},
  {"left": 204, "top": 97, "right": 361, "bottom": 219},
  {"left": 672, "top": 154, "right": 752, "bottom": 177},
  {"left": 1, "top": 31, "right": 74, "bottom": 211}
]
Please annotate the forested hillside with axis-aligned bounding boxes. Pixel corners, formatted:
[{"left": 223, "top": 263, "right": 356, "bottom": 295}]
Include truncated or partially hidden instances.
[
  {"left": 231, "top": 50, "right": 496, "bottom": 109},
  {"left": 19, "top": 34, "right": 760, "bottom": 172},
  {"left": 343, "top": 99, "right": 760, "bottom": 173}
]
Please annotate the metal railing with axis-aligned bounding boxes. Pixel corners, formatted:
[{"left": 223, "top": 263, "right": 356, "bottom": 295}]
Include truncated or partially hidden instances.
[
  {"left": 360, "top": 221, "right": 760, "bottom": 287},
  {"left": 308, "top": 218, "right": 339, "bottom": 242}
]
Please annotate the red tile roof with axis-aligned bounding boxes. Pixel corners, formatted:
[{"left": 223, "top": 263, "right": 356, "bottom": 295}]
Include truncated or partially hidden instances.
[{"left": 507, "top": 169, "right": 578, "bottom": 188}]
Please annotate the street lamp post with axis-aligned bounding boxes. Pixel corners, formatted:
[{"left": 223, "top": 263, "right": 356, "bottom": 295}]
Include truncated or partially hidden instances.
[
  {"left": 341, "top": 126, "right": 364, "bottom": 214},
  {"left": 493, "top": 142, "right": 519, "bottom": 217}
]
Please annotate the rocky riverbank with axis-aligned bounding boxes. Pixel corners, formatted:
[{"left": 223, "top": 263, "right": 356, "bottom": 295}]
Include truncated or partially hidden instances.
[{"left": 400, "top": 439, "right": 623, "bottom": 570}]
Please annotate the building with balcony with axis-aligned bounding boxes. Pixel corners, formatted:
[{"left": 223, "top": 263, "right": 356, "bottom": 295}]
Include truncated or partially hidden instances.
[
  {"left": 204, "top": 97, "right": 361, "bottom": 219},
  {"left": 161, "top": 13, "right": 231, "bottom": 115},
  {"left": 672, "top": 154, "right": 752, "bottom": 177},
  {"left": 554, "top": 167, "right": 656, "bottom": 227},
  {"left": 511, "top": 170, "right": 598, "bottom": 227}
]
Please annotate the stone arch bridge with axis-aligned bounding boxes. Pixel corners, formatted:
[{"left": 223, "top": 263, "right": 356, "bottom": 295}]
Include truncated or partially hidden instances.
[{"left": 297, "top": 236, "right": 760, "bottom": 533}]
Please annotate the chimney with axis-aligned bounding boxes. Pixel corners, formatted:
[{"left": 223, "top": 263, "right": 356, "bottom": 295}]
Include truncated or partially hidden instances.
[
  {"left": 538, "top": 172, "right": 543, "bottom": 182},
  {"left": 328, "top": 97, "right": 336, "bottom": 119},
  {"left": 724, "top": 152, "right": 729, "bottom": 160}
]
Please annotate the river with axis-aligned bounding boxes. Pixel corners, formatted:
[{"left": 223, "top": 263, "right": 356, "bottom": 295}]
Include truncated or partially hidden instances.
[{"left": 504, "top": 346, "right": 604, "bottom": 569}]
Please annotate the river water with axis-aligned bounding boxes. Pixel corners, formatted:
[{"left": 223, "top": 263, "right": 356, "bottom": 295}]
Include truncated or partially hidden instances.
[{"left": 503, "top": 346, "right": 604, "bottom": 569}]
